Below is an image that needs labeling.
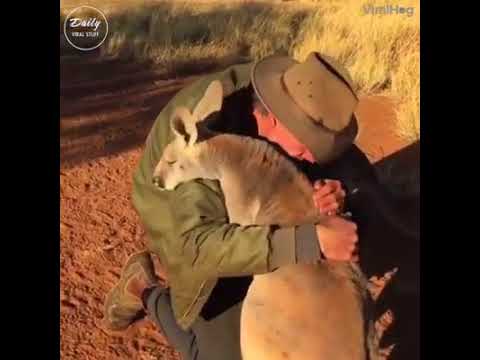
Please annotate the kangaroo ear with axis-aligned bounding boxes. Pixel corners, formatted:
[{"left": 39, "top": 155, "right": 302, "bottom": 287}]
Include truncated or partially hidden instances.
[
  {"left": 193, "top": 80, "right": 223, "bottom": 122},
  {"left": 170, "top": 107, "right": 198, "bottom": 146}
]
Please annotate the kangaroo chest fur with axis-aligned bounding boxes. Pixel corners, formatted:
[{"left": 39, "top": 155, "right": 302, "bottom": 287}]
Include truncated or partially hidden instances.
[{"left": 202, "top": 134, "right": 373, "bottom": 360}]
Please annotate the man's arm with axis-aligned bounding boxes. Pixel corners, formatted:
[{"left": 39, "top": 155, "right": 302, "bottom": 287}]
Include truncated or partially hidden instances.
[
  {"left": 133, "top": 163, "right": 321, "bottom": 279},
  {"left": 173, "top": 179, "right": 322, "bottom": 277}
]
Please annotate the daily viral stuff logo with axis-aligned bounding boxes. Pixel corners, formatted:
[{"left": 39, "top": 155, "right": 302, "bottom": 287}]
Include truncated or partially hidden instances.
[{"left": 64, "top": 6, "right": 108, "bottom": 51}]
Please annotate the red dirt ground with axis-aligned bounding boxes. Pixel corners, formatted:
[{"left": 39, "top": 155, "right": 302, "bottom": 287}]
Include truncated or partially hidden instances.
[{"left": 60, "top": 58, "right": 419, "bottom": 359}]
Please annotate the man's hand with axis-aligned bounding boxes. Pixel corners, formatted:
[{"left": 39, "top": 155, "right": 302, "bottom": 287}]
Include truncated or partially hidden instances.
[
  {"left": 312, "top": 179, "right": 358, "bottom": 261},
  {"left": 313, "top": 179, "right": 346, "bottom": 216},
  {"left": 315, "top": 215, "right": 359, "bottom": 262}
]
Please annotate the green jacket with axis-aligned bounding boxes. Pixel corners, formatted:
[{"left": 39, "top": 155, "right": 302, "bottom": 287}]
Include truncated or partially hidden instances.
[{"left": 132, "top": 62, "right": 320, "bottom": 330}]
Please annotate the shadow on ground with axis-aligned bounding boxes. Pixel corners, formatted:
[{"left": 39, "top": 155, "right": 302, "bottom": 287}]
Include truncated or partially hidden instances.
[{"left": 60, "top": 58, "right": 204, "bottom": 168}]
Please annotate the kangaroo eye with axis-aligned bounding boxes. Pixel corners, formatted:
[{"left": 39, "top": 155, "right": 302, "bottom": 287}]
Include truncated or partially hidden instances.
[{"left": 167, "top": 160, "right": 177, "bottom": 166}]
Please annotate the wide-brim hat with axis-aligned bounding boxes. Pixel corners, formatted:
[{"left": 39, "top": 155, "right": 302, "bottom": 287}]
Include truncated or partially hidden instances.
[{"left": 251, "top": 52, "right": 359, "bottom": 164}]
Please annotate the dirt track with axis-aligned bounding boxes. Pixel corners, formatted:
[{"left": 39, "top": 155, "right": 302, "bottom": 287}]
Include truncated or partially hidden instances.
[{"left": 60, "top": 58, "right": 419, "bottom": 359}]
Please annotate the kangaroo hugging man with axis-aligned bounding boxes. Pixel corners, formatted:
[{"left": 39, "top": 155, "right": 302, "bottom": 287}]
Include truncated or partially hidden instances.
[{"left": 103, "top": 52, "right": 384, "bottom": 360}]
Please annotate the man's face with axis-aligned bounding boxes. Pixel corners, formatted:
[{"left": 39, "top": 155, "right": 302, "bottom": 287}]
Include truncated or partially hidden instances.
[{"left": 253, "top": 107, "right": 315, "bottom": 163}]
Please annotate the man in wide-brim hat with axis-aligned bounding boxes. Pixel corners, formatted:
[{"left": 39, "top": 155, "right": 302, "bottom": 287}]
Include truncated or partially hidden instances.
[{"left": 103, "top": 52, "right": 361, "bottom": 359}]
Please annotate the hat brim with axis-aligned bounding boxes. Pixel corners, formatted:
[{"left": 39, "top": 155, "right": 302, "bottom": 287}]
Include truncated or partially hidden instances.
[{"left": 251, "top": 54, "right": 357, "bottom": 164}]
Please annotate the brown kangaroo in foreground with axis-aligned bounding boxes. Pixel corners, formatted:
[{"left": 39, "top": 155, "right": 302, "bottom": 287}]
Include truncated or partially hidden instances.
[{"left": 153, "top": 81, "right": 394, "bottom": 360}]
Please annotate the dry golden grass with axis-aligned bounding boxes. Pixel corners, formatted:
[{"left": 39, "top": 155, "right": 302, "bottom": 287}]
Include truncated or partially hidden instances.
[{"left": 60, "top": 0, "right": 419, "bottom": 141}]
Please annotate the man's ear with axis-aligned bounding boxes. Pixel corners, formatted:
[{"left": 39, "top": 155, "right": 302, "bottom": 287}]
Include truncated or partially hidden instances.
[
  {"left": 193, "top": 80, "right": 223, "bottom": 122},
  {"left": 170, "top": 107, "right": 198, "bottom": 146}
]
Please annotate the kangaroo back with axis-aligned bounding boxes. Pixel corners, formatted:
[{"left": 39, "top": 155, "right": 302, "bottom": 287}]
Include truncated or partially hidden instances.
[
  {"left": 202, "top": 135, "right": 376, "bottom": 360},
  {"left": 204, "top": 133, "right": 323, "bottom": 226}
]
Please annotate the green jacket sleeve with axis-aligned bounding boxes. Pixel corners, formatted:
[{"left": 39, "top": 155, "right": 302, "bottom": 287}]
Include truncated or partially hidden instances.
[{"left": 131, "top": 66, "right": 322, "bottom": 280}]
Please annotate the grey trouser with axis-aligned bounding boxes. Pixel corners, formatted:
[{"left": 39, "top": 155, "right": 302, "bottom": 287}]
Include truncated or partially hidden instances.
[{"left": 145, "top": 287, "right": 242, "bottom": 360}]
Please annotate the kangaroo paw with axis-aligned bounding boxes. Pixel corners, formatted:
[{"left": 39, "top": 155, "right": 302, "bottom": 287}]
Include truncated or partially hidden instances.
[
  {"left": 370, "top": 310, "right": 396, "bottom": 360},
  {"left": 368, "top": 267, "right": 398, "bottom": 301},
  {"left": 377, "top": 344, "right": 396, "bottom": 360},
  {"left": 375, "top": 309, "right": 394, "bottom": 335}
]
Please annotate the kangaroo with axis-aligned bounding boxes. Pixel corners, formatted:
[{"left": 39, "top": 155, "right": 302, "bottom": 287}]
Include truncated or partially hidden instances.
[{"left": 153, "top": 81, "right": 390, "bottom": 360}]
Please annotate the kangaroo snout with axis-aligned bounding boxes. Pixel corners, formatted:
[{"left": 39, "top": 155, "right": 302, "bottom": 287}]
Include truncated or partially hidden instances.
[{"left": 152, "top": 176, "right": 165, "bottom": 190}]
